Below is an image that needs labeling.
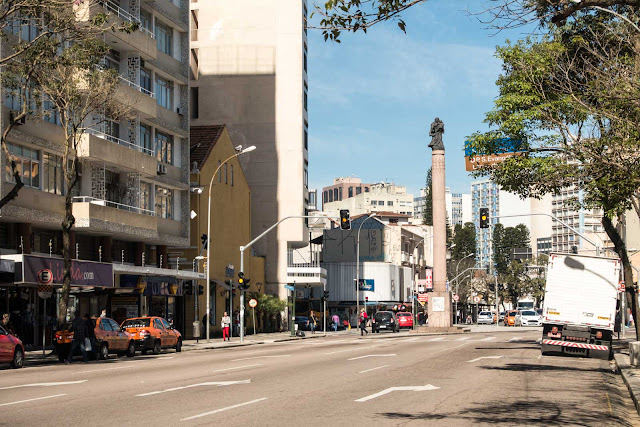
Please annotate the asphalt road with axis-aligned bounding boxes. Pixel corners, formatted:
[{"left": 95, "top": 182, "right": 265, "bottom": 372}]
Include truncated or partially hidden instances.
[{"left": 1, "top": 328, "right": 638, "bottom": 426}]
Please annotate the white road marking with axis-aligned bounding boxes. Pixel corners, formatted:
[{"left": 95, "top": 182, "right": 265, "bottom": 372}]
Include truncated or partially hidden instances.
[
  {"left": 76, "top": 366, "right": 134, "bottom": 374},
  {"left": 125, "top": 356, "right": 174, "bottom": 363},
  {"left": 348, "top": 354, "right": 396, "bottom": 361},
  {"left": 508, "top": 337, "right": 522, "bottom": 342},
  {"left": 136, "top": 380, "right": 250, "bottom": 397},
  {"left": 427, "top": 337, "right": 445, "bottom": 342},
  {"left": 0, "top": 394, "right": 67, "bottom": 407},
  {"left": 231, "top": 355, "right": 291, "bottom": 362},
  {"left": 359, "top": 365, "right": 390, "bottom": 374},
  {"left": 402, "top": 337, "right": 420, "bottom": 342},
  {"left": 180, "top": 397, "right": 268, "bottom": 421},
  {"left": 355, "top": 385, "right": 440, "bottom": 402},
  {"left": 467, "top": 356, "right": 504, "bottom": 363},
  {"left": 535, "top": 338, "right": 542, "bottom": 343},
  {"left": 325, "top": 345, "right": 379, "bottom": 355},
  {"left": 479, "top": 336, "right": 496, "bottom": 341},
  {"left": 0, "top": 380, "right": 87, "bottom": 390},
  {"left": 456, "top": 336, "right": 471, "bottom": 341},
  {"left": 211, "top": 364, "right": 261, "bottom": 373}
]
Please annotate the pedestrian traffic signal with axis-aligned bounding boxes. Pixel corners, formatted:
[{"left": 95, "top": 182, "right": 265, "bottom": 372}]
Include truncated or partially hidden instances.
[
  {"left": 479, "top": 207, "right": 489, "bottom": 229},
  {"left": 201, "top": 233, "right": 208, "bottom": 249},
  {"left": 183, "top": 281, "right": 193, "bottom": 295},
  {"left": 323, "top": 290, "right": 329, "bottom": 299},
  {"left": 197, "top": 285, "right": 204, "bottom": 295},
  {"left": 340, "top": 209, "right": 350, "bottom": 230}
]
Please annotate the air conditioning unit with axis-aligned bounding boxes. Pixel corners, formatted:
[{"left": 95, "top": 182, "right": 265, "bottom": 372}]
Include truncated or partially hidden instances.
[
  {"left": 157, "top": 163, "right": 167, "bottom": 175},
  {"left": 9, "top": 111, "right": 25, "bottom": 125}
]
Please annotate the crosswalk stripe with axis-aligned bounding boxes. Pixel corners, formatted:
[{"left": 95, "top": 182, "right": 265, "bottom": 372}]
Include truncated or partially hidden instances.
[
  {"left": 427, "top": 337, "right": 445, "bottom": 342},
  {"left": 479, "top": 336, "right": 496, "bottom": 341},
  {"left": 456, "top": 336, "right": 471, "bottom": 341}
]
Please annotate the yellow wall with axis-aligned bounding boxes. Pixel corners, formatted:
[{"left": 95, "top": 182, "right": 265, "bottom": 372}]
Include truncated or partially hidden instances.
[{"left": 184, "top": 126, "right": 265, "bottom": 338}]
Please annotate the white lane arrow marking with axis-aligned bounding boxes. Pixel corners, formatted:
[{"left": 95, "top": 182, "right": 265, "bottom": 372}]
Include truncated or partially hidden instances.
[
  {"left": 181, "top": 397, "right": 268, "bottom": 421},
  {"left": 479, "top": 336, "right": 496, "bottom": 341},
  {"left": 231, "top": 355, "right": 291, "bottom": 362},
  {"left": 467, "top": 356, "right": 503, "bottom": 363},
  {"left": 508, "top": 337, "right": 522, "bottom": 342},
  {"left": 0, "top": 380, "right": 87, "bottom": 390},
  {"left": 0, "top": 394, "right": 67, "bottom": 407},
  {"left": 348, "top": 354, "right": 396, "bottom": 361},
  {"left": 136, "top": 380, "right": 250, "bottom": 397},
  {"left": 427, "top": 337, "right": 445, "bottom": 342},
  {"left": 355, "top": 384, "right": 440, "bottom": 402}
]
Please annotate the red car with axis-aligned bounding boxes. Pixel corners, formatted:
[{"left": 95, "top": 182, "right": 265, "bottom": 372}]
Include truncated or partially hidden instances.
[
  {"left": 0, "top": 324, "right": 24, "bottom": 368},
  {"left": 396, "top": 312, "right": 414, "bottom": 329}
]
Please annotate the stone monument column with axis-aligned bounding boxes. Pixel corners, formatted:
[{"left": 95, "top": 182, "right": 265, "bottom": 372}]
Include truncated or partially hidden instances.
[{"left": 427, "top": 118, "right": 451, "bottom": 329}]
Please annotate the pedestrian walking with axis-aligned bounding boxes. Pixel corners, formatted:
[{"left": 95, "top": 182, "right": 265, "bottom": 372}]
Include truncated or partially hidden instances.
[
  {"left": 2, "top": 313, "right": 17, "bottom": 336},
  {"left": 309, "top": 311, "right": 318, "bottom": 334},
  {"left": 331, "top": 313, "right": 340, "bottom": 332},
  {"left": 66, "top": 311, "right": 89, "bottom": 364},
  {"left": 359, "top": 308, "right": 368, "bottom": 336},
  {"left": 100, "top": 309, "right": 107, "bottom": 318},
  {"left": 233, "top": 311, "right": 240, "bottom": 337},
  {"left": 221, "top": 312, "right": 231, "bottom": 341}
]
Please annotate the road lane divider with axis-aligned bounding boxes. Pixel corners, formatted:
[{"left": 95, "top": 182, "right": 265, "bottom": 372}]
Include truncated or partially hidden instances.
[
  {"left": 358, "top": 365, "right": 390, "bottom": 374},
  {"left": 0, "top": 380, "right": 87, "bottom": 390},
  {"left": 456, "top": 336, "right": 471, "bottom": 341},
  {"left": 325, "top": 345, "right": 380, "bottom": 355},
  {"left": 211, "top": 364, "right": 261, "bottom": 373},
  {"left": 180, "top": 397, "right": 268, "bottom": 421},
  {"left": 0, "top": 394, "right": 67, "bottom": 407},
  {"left": 467, "top": 356, "right": 503, "bottom": 363},
  {"left": 426, "top": 337, "right": 445, "bottom": 342},
  {"left": 348, "top": 354, "right": 396, "bottom": 361},
  {"left": 76, "top": 366, "right": 134, "bottom": 374},
  {"left": 136, "top": 380, "right": 250, "bottom": 397},
  {"left": 355, "top": 385, "right": 440, "bottom": 402},
  {"left": 230, "top": 355, "right": 291, "bottom": 362}
]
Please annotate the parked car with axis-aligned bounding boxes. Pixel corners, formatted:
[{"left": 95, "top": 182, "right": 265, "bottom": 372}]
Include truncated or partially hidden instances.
[
  {"left": 121, "top": 317, "right": 182, "bottom": 354},
  {"left": 504, "top": 310, "right": 518, "bottom": 326},
  {"left": 515, "top": 310, "right": 542, "bottom": 327},
  {"left": 499, "top": 312, "right": 505, "bottom": 322},
  {"left": 396, "top": 312, "right": 413, "bottom": 329},
  {"left": 0, "top": 324, "right": 24, "bottom": 368},
  {"left": 371, "top": 311, "right": 399, "bottom": 333},
  {"left": 294, "top": 316, "right": 310, "bottom": 331},
  {"left": 477, "top": 311, "right": 494, "bottom": 325},
  {"left": 55, "top": 317, "right": 135, "bottom": 362}
]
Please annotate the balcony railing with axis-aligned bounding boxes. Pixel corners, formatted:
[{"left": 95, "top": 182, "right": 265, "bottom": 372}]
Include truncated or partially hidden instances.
[
  {"left": 73, "top": 196, "right": 156, "bottom": 216},
  {"left": 101, "top": 0, "right": 156, "bottom": 39},
  {"left": 86, "top": 127, "right": 154, "bottom": 156},
  {"left": 118, "top": 75, "right": 155, "bottom": 98}
]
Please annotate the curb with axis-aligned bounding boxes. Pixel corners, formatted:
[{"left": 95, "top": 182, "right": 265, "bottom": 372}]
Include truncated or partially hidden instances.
[{"left": 614, "top": 353, "right": 640, "bottom": 416}]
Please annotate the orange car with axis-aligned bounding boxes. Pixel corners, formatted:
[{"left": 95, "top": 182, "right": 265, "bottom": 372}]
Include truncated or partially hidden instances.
[
  {"left": 55, "top": 317, "right": 135, "bottom": 362},
  {"left": 504, "top": 310, "right": 519, "bottom": 326},
  {"left": 121, "top": 316, "right": 182, "bottom": 355}
]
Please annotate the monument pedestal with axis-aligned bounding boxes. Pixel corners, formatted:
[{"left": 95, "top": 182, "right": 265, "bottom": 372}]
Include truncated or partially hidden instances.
[{"left": 426, "top": 291, "right": 451, "bottom": 329}]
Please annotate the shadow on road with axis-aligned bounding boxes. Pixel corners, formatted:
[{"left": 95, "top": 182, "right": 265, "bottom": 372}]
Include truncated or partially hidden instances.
[
  {"left": 474, "top": 346, "right": 540, "bottom": 351},
  {"left": 479, "top": 362, "right": 611, "bottom": 374}
]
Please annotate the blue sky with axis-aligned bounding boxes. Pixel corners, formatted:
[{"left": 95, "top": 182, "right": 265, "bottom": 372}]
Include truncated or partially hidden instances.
[{"left": 307, "top": 0, "right": 524, "bottom": 197}]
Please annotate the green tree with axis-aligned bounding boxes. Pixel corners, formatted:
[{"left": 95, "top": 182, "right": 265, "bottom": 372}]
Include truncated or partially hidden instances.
[
  {"left": 250, "top": 292, "right": 287, "bottom": 333},
  {"left": 493, "top": 224, "right": 530, "bottom": 274},
  {"left": 451, "top": 222, "right": 476, "bottom": 261},
  {"left": 422, "top": 167, "right": 432, "bottom": 226}
]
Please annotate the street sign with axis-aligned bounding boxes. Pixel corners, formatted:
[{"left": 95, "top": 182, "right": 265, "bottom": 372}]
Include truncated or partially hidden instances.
[
  {"left": 619, "top": 281, "right": 625, "bottom": 292},
  {"left": 464, "top": 138, "right": 526, "bottom": 172},
  {"left": 284, "top": 284, "right": 295, "bottom": 291},
  {"left": 225, "top": 264, "right": 235, "bottom": 278},
  {"left": 37, "top": 269, "right": 53, "bottom": 284},
  {"left": 452, "top": 294, "right": 460, "bottom": 302},
  {"left": 248, "top": 298, "right": 257, "bottom": 308},
  {"left": 417, "top": 293, "right": 428, "bottom": 303},
  {"left": 473, "top": 296, "right": 481, "bottom": 303},
  {"left": 37, "top": 284, "right": 53, "bottom": 299}
]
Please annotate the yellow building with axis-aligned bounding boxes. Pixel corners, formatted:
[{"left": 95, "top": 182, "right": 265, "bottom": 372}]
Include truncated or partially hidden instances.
[{"left": 186, "top": 125, "right": 265, "bottom": 338}]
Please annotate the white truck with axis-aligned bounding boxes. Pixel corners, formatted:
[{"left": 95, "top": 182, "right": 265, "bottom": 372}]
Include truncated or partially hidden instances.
[{"left": 541, "top": 253, "right": 621, "bottom": 360}]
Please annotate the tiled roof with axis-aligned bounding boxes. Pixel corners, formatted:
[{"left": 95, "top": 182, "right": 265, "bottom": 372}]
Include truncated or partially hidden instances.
[{"left": 190, "top": 125, "right": 226, "bottom": 169}]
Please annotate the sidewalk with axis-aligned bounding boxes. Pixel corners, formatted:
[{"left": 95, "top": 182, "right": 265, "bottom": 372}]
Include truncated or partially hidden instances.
[{"left": 613, "top": 327, "right": 640, "bottom": 416}]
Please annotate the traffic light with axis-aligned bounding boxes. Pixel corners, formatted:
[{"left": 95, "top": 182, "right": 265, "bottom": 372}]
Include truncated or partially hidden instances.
[
  {"left": 197, "top": 285, "right": 204, "bottom": 295},
  {"left": 340, "top": 209, "right": 350, "bottom": 230},
  {"left": 201, "top": 233, "right": 208, "bottom": 249},
  {"left": 183, "top": 281, "right": 193, "bottom": 295},
  {"left": 479, "top": 207, "right": 489, "bottom": 229},
  {"left": 321, "top": 290, "right": 329, "bottom": 302},
  {"left": 238, "top": 272, "right": 250, "bottom": 290}
]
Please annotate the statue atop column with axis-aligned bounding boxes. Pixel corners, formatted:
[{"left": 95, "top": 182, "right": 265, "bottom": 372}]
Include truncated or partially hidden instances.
[{"left": 429, "top": 117, "right": 445, "bottom": 151}]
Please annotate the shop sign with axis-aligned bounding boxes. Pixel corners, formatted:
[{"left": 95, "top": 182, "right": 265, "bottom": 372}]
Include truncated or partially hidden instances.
[
  {"left": 358, "top": 279, "right": 374, "bottom": 292},
  {"left": 23, "top": 255, "right": 113, "bottom": 287}
]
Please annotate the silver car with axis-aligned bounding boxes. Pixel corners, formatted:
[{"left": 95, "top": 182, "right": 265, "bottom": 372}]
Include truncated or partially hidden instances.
[
  {"left": 477, "top": 311, "right": 494, "bottom": 325},
  {"left": 515, "top": 310, "right": 541, "bottom": 326}
]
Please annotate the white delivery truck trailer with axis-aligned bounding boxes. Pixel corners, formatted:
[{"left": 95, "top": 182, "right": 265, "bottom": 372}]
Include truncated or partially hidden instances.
[{"left": 541, "top": 253, "right": 620, "bottom": 360}]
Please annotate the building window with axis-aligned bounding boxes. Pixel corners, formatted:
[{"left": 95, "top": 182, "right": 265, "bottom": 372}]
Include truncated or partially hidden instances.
[
  {"left": 190, "top": 87, "right": 199, "bottom": 119},
  {"left": 224, "top": 163, "right": 228, "bottom": 184},
  {"left": 333, "top": 188, "right": 338, "bottom": 201},
  {"left": 155, "top": 20, "right": 172, "bottom": 56},
  {"left": 356, "top": 187, "right": 362, "bottom": 195},
  {"left": 140, "top": 181, "right": 152, "bottom": 213},
  {"left": 140, "top": 124, "right": 153, "bottom": 154},
  {"left": 6, "top": 143, "right": 39, "bottom": 188},
  {"left": 365, "top": 187, "right": 369, "bottom": 192},
  {"left": 140, "top": 68, "right": 152, "bottom": 94},
  {"left": 329, "top": 189, "right": 333, "bottom": 202},
  {"left": 155, "top": 186, "right": 173, "bottom": 219},
  {"left": 140, "top": 9, "right": 152, "bottom": 33},
  {"left": 338, "top": 187, "right": 342, "bottom": 200},
  {"left": 42, "top": 153, "right": 63, "bottom": 195},
  {"left": 387, "top": 201, "right": 393, "bottom": 206},
  {"left": 104, "top": 118, "right": 120, "bottom": 141},
  {"left": 230, "top": 165, "right": 234, "bottom": 186},
  {"left": 304, "top": 91, "right": 307, "bottom": 111},
  {"left": 155, "top": 76, "right": 173, "bottom": 110},
  {"left": 303, "top": 160, "right": 308, "bottom": 189},
  {"left": 372, "top": 201, "right": 377, "bottom": 206},
  {"left": 303, "top": 43, "right": 307, "bottom": 72},
  {"left": 155, "top": 131, "right": 173, "bottom": 164},
  {"left": 304, "top": 129, "right": 308, "bottom": 150},
  {"left": 323, "top": 191, "right": 328, "bottom": 203},
  {"left": 348, "top": 187, "right": 353, "bottom": 198}
]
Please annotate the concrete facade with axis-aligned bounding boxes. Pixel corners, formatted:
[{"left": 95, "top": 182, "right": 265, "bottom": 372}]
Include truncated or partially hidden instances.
[
  {"left": 323, "top": 182, "right": 414, "bottom": 218},
  {"left": 190, "top": 0, "right": 308, "bottom": 301},
  {"left": 321, "top": 177, "right": 372, "bottom": 210}
]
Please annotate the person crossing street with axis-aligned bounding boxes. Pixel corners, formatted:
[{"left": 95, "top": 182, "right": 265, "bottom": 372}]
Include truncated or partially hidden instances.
[{"left": 359, "top": 308, "right": 368, "bottom": 336}]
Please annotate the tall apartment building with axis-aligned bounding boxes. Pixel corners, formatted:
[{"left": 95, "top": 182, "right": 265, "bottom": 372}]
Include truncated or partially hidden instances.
[
  {"left": 321, "top": 177, "right": 371, "bottom": 210},
  {"left": 323, "top": 182, "right": 414, "bottom": 217},
  {"left": 190, "top": 1, "right": 308, "bottom": 299},
  {"left": 471, "top": 178, "right": 552, "bottom": 268},
  {"left": 414, "top": 187, "right": 471, "bottom": 228},
  {"left": 0, "top": 0, "right": 197, "bottom": 344}
]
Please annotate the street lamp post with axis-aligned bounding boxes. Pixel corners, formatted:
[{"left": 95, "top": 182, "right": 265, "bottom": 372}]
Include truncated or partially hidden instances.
[
  {"left": 356, "top": 214, "right": 376, "bottom": 325},
  {"left": 454, "top": 253, "right": 475, "bottom": 324},
  {"left": 205, "top": 145, "right": 256, "bottom": 343}
]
